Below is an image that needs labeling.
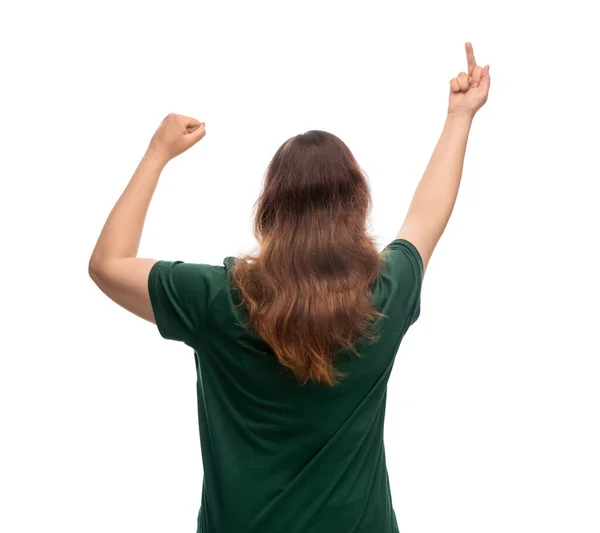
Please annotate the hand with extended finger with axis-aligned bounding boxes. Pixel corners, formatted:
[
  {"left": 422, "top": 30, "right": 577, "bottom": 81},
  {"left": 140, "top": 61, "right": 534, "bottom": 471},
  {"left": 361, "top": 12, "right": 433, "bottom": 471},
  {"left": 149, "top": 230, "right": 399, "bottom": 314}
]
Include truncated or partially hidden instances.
[{"left": 448, "top": 42, "right": 490, "bottom": 118}]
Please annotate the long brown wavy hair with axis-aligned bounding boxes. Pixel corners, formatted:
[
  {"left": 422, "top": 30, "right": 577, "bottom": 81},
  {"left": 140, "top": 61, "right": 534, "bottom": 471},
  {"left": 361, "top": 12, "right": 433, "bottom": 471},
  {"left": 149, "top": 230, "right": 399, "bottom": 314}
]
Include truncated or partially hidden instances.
[{"left": 230, "top": 130, "right": 385, "bottom": 386}]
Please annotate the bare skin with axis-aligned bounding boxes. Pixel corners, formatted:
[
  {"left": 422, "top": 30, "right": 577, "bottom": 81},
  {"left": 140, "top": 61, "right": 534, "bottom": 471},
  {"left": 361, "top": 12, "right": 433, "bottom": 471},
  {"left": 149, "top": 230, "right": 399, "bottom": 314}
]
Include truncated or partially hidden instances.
[
  {"left": 396, "top": 42, "right": 491, "bottom": 274},
  {"left": 88, "top": 114, "right": 207, "bottom": 323},
  {"left": 89, "top": 42, "right": 490, "bottom": 322}
]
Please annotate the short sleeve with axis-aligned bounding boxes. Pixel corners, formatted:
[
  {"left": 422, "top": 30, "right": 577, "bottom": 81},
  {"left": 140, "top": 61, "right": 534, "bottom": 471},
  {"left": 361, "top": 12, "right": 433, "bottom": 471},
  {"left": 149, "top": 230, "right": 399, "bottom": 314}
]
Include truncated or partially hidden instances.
[
  {"left": 381, "top": 238, "right": 424, "bottom": 327},
  {"left": 148, "top": 260, "right": 227, "bottom": 346}
]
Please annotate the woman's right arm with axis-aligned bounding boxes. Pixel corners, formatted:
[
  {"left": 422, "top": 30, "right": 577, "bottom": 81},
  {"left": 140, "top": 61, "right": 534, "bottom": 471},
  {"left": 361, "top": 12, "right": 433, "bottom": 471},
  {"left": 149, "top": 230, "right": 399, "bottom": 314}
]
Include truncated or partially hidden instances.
[{"left": 396, "top": 42, "right": 490, "bottom": 274}]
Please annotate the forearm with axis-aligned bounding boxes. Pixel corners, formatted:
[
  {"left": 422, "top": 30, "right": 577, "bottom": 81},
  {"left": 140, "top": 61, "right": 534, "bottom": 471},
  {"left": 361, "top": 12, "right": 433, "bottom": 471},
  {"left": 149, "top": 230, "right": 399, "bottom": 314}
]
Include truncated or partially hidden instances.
[
  {"left": 405, "top": 112, "right": 473, "bottom": 236},
  {"left": 89, "top": 152, "right": 165, "bottom": 270}
]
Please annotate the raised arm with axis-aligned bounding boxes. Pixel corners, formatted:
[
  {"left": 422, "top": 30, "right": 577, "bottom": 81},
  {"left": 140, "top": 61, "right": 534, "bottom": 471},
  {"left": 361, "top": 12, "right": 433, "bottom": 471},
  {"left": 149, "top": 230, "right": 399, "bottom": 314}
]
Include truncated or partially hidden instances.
[
  {"left": 396, "top": 42, "right": 490, "bottom": 274},
  {"left": 88, "top": 114, "right": 206, "bottom": 322}
]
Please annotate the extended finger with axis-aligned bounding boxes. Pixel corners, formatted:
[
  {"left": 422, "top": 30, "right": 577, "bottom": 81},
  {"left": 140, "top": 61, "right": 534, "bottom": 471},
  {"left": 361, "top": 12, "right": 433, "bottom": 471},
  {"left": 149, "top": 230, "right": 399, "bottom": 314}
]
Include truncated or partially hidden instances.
[
  {"left": 457, "top": 72, "right": 469, "bottom": 91},
  {"left": 465, "top": 42, "right": 477, "bottom": 76},
  {"left": 471, "top": 65, "right": 483, "bottom": 87}
]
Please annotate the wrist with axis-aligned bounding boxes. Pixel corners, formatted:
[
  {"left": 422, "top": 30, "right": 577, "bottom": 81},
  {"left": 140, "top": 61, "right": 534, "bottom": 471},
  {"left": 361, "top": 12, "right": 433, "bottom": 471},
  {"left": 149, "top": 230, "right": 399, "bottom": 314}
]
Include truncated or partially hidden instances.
[
  {"left": 446, "top": 110, "right": 475, "bottom": 123},
  {"left": 143, "top": 149, "right": 169, "bottom": 169}
]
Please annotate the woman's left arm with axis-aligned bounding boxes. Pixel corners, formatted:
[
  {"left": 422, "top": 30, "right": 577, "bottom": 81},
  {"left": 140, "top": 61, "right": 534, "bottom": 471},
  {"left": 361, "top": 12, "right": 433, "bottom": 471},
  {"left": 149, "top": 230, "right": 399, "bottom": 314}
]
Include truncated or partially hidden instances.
[{"left": 88, "top": 113, "right": 206, "bottom": 323}]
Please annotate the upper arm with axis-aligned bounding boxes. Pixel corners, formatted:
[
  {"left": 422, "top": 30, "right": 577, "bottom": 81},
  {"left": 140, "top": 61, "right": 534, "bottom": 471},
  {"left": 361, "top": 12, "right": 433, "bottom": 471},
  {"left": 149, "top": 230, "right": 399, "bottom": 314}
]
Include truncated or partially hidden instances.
[
  {"left": 146, "top": 260, "right": 226, "bottom": 345},
  {"left": 89, "top": 257, "right": 158, "bottom": 323},
  {"left": 90, "top": 258, "right": 227, "bottom": 346},
  {"left": 381, "top": 238, "right": 424, "bottom": 327},
  {"left": 395, "top": 215, "right": 441, "bottom": 275}
]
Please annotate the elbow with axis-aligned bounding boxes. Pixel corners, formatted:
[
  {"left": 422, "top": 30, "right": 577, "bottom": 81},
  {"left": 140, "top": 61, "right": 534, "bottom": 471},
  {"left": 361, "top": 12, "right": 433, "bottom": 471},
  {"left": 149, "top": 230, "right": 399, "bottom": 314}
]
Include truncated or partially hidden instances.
[
  {"left": 88, "top": 256, "right": 103, "bottom": 282},
  {"left": 88, "top": 257, "right": 121, "bottom": 285}
]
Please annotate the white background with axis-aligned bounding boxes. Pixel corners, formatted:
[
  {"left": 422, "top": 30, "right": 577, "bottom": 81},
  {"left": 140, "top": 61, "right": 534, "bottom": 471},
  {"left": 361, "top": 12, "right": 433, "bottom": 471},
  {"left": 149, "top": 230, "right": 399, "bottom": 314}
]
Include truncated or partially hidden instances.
[{"left": 2, "top": 1, "right": 599, "bottom": 532}]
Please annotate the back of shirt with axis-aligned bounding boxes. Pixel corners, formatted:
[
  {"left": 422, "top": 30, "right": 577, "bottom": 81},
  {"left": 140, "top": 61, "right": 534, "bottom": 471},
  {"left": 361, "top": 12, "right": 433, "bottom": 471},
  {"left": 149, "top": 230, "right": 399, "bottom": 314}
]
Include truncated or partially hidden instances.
[{"left": 148, "top": 238, "right": 423, "bottom": 533}]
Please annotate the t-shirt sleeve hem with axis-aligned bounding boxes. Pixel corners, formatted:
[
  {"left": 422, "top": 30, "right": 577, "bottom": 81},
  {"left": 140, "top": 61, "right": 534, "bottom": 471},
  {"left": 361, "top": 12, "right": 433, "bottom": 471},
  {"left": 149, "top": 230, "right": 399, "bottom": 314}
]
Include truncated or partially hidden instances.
[{"left": 148, "top": 260, "right": 175, "bottom": 340}]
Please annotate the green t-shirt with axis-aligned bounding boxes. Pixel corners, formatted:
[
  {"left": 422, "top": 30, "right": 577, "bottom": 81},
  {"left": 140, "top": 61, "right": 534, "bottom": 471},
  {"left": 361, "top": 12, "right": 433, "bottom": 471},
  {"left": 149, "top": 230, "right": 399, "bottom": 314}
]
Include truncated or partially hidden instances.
[{"left": 148, "top": 238, "right": 423, "bottom": 533}]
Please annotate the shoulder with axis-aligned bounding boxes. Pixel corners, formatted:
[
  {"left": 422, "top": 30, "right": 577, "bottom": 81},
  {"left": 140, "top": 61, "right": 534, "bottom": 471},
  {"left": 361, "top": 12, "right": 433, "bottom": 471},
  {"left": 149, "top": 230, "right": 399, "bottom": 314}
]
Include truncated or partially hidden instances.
[{"left": 375, "top": 238, "right": 424, "bottom": 325}]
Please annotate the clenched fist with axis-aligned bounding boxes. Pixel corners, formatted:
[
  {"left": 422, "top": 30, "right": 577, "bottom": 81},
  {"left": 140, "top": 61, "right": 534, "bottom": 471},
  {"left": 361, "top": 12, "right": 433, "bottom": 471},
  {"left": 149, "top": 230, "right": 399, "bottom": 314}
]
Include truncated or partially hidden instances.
[
  {"left": 448, "top": 43, "right": 491, "bottom": 118},
  {"left": 146, "top": 113, "right": 206, "bottom": 164}
]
